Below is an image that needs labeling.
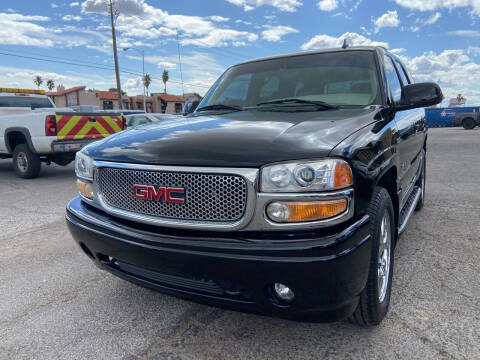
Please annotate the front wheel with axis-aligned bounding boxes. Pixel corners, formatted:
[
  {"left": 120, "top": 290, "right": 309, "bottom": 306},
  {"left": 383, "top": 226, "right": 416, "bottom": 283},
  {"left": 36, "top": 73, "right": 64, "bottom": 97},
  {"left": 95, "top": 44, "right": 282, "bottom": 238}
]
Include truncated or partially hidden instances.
[
  {"left": 462, "top": 118, "right": 476, "bottom": 130},
  {"left": 12, "top": 144, "right": 41, "bottom": 179},
  {"left": 349, "top": 187, "right": 395, "bottom": 326}
]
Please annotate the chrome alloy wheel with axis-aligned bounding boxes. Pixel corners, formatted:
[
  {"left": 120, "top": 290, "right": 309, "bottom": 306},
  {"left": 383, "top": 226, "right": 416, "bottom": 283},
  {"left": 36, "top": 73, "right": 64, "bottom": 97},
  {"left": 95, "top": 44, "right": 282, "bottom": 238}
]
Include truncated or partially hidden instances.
[
  {"left": 16, "top": 152, "right": 28, "bottom": 173},
  {"left": 378, "top": 212, "right": 392, "bottom": 303}
]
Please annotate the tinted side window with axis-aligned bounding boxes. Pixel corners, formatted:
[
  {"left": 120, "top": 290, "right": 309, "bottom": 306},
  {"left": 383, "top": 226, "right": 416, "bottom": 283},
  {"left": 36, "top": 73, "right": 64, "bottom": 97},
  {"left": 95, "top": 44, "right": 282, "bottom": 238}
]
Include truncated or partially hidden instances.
[{"left": 385, "top": 57, "right": 402, "bottom": 102}]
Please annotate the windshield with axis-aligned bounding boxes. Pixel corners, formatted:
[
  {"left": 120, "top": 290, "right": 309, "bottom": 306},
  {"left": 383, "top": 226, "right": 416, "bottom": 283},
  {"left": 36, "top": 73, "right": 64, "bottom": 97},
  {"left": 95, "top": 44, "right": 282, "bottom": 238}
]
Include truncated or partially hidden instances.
[
  {"left": 198, "top": 50, "right": 380, "bottom": 110},
  {"left": 0, "top": 96, "right": 54, "bottom": 109}
]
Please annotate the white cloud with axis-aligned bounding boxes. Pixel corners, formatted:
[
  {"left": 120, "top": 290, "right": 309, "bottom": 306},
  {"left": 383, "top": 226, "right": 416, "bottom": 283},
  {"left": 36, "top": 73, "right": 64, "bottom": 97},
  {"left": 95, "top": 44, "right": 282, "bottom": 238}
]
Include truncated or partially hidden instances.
[
  {"left": 82, "top": 0, "right": 258, "bottom": 47},
  {"left": 123, "top": 77, "right": 143, "bottom": 94},
  {"left": 425, "top": 12, "right": 441, "bottom": 25},
  {"left": 360, "top": 26, "right": 371, "bottom": 35},
  {"left": 390, "top": 48, "right": 406, "bottom": 54},
  {"left": 394, "top": 0, "right": 480, "bottom": 16},
  {"left": 448, "top": 30, "right": 480, "bottom": 37},
  {"left": 51, "top": 3, "right": 59, "bottom": 8},
  {"left": 225, "top": 0, "right": 302, "bottom": 12},
  {"left": 235, "top": 19, "right": 252, "bottom": 25},
  {"left": 398, "top": 49, "right": 480, "bottom": 105},
  {"left": 409, "top": 25, "right": 420, "bottom": 32},
  {"left": 468, "top": 46, "right": 480, "bottom": 56},
  {"left": 0, "top": 12, "right": 54, "bottom": 47},
  {"left": 70, "top": 1, "right": 80, "bottom": 6},
  {"left": 261, "top": 25, "right": 298, "bottom": 42},
  {"left": 209, "top": 16, "right": 230, "bottom": 22},
  {"left": 157, "top": 61, "right": 177, "bottom": 70},
  {"left": 62, "top": 15, "right": 82, "bottom": 22},
  {"left": 82, "top": 0, "right": 146, "bottom": 15},
  {"left": 301, "top": 32, "right": 388, "bottom": 50},
  {"left": 374, "top": 10, "right": 400, "bottom": 33},
  {"left": 181, "top": 29, "right": 258, "bottom": 47},
  {"left": 317, "top": 0, "right": 338, "bottom": 12}
]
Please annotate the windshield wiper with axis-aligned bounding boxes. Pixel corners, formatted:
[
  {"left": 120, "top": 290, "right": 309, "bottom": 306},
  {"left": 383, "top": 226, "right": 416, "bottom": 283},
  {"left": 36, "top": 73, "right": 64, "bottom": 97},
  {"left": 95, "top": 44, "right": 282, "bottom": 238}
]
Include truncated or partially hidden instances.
[
  {"left": 256, "top": 98, "right": 339, "bottom": 109},
  {"left": 196, "top": 104, "right": 244, "bottom": 112}
]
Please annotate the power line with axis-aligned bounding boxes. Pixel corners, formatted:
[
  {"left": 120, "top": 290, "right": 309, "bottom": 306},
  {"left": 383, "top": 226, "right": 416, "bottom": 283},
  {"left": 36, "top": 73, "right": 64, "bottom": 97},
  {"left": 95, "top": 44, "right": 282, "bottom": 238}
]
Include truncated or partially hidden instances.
[{"left": 0, "top": 50, "right": 212, "bottom": 89}]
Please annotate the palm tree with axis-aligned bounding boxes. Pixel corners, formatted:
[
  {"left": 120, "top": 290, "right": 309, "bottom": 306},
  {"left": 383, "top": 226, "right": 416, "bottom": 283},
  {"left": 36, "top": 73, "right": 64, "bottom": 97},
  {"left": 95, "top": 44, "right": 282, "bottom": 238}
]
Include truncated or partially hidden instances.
[
  {"left": 143, "top": 73, "right": 151, "bottom": 96},
  {"left": 33, "top": 75, "right": 43, "bottom": 89},
  {"left": 46, "top": 79, "right": 55, "bottom": 91},
  {"left": 162, "top": 70, "right": 169, "bottom": 94}
]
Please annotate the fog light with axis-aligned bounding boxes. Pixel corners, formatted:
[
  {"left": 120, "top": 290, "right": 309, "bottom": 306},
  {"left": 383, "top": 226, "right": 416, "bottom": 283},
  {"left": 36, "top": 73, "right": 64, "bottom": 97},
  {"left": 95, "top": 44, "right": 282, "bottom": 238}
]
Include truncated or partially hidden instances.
[
  {"left": 76, "top": 179, "right": 94, "bottom": 199},
  {"left": 273, "top": 283, "right": 295, "bottom": 302}
]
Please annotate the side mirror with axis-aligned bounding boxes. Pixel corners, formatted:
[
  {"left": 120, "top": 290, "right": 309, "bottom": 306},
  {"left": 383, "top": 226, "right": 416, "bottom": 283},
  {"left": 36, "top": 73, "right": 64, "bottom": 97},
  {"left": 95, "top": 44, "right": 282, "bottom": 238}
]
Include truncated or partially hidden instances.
[{"left": 395, "top": 82, "right": 443, "bottom": 111}]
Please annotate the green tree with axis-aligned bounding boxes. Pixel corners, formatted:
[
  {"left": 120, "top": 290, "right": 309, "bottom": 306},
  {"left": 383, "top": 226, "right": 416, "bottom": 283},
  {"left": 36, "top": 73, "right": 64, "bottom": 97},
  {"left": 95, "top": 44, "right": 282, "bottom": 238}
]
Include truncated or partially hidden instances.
[
  {"left": 162, "top": 70, "right": 169, "bottom": 94},
  {"left": 33, "top": 75, "right": 43, "bottom": 89},
  {"left": 108, "top": 87, "right": 126, "bottom": 95},
  {"left": 46, "top": 79, "right": 55, "bottom": 91},
  {"left": 143, "top": 73, "right": 152, "bottom": 96}
]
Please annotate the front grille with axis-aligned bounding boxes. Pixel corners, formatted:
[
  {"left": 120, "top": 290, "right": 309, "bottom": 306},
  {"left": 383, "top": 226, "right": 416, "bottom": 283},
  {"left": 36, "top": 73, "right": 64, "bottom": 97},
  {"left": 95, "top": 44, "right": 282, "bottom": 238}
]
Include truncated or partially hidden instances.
[{"left": 98, "top": 167, "right": 247, "bottom": 222}]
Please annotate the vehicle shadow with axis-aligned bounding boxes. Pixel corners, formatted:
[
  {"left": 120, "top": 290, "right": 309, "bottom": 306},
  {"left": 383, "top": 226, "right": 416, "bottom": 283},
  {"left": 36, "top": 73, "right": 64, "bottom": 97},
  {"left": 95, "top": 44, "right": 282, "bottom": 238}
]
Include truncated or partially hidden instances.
[{"left": 0, "top": 159, "right": 76, "bottom": 181}]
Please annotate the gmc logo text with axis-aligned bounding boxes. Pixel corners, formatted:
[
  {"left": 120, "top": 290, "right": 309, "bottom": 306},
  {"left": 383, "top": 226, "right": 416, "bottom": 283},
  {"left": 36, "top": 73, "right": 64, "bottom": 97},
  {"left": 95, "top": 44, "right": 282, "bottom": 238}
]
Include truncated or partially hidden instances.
[{"left": 132, "top": 185, "right": 185, "bottom": 203}]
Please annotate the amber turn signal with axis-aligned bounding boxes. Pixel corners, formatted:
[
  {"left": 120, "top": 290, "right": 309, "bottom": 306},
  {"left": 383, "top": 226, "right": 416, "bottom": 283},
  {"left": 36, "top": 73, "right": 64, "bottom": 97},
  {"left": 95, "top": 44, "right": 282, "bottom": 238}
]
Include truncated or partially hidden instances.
[
  {"left": 266, "top": 199, "right": 347, "bottom": 223},
  {"left": 334, "top": 162, "right": 353, "bottom": 189},
  {"left": 76, "top": 179, "right": 94, "bottom": 199}
]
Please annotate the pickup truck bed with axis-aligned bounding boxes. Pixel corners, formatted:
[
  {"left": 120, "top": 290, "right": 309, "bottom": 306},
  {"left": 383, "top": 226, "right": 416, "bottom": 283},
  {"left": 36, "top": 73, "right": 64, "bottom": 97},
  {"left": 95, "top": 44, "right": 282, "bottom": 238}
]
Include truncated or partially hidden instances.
[{"left": 0, "top": 91, "right": 125, "bottom": 178}]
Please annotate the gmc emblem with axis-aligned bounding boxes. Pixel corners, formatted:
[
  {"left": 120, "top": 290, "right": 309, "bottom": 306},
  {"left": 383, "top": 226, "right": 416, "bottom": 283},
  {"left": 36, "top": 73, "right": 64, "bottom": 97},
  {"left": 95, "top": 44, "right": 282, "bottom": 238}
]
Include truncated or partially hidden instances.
[{"left": 132, "top": 185, "right": 186, "bottom": 203}]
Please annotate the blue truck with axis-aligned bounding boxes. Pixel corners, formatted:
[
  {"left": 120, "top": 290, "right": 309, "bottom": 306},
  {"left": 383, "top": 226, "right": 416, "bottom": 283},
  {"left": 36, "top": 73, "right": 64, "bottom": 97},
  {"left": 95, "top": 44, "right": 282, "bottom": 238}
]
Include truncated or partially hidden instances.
[{"left": 425, "top": 106, "right": 480, "bottom": 128}]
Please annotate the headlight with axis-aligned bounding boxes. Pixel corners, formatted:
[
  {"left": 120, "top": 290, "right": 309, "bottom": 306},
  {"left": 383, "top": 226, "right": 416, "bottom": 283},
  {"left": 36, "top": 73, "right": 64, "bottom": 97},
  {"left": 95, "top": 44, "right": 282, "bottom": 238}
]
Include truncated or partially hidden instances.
[
  {"left": 260, "top": 159, "right": 353, "bottom": 192},
  {"left": 75, "top": 151, "right": 94, "bottom": 180}
]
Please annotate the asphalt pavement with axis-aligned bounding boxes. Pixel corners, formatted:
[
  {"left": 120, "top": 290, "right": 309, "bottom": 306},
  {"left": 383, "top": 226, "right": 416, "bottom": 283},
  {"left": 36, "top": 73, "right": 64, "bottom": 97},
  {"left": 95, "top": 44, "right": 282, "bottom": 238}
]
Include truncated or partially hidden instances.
[{"left": 0, "top": 127, "right": 479, "bottom": 360}]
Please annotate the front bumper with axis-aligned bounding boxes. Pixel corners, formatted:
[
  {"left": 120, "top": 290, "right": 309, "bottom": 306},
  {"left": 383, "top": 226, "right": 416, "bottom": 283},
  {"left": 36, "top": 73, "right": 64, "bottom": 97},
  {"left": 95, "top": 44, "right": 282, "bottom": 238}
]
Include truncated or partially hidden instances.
[{"left": 66, "top": 197, "right": 372, "bottom": 322}]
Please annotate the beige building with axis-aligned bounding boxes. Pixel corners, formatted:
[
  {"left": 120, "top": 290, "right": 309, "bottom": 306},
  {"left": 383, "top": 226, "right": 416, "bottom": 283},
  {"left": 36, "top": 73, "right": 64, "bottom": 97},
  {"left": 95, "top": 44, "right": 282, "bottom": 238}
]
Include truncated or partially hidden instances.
[
  {"left": 152, "top": 93, "right": 185, "bottom": 114},
  {"left": 48, "top": 86, "right": 187, "bottom": 114},
  {"left": 47, "top": 86, "right": 98, "bottom": 108}
]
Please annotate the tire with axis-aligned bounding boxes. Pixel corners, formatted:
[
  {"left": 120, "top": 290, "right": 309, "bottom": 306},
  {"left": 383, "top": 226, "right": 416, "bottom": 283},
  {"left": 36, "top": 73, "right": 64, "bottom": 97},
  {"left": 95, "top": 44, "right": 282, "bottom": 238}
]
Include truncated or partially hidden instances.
[
  {"left": 462, "top": 118, "right": 475, "bottom": 130},
  {"left": 12, "top": 144, "right": 41, "bottom": 179},
  {"left": 349, "top": 187, "right": 395, "bottom": 326},
  {"left": 415, "top": 153, "right": 426, "bottom": 211}
]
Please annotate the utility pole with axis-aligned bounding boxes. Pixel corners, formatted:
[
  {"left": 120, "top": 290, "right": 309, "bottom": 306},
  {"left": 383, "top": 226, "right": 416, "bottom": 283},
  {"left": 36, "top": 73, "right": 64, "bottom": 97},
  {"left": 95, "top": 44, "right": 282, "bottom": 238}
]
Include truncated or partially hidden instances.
[
  {"left": 109, "top": 0, "right": 123, "bottom": 109},
  {"left": 176, "top": 30, "right": 185, "bottom": 98}
]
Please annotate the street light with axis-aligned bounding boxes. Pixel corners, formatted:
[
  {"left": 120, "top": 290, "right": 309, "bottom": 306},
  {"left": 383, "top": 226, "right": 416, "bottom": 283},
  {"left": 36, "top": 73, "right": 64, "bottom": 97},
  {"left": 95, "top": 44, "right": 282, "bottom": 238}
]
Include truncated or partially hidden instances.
[{"left": 123, "top": 47, "right": 146, "bottom": 112}]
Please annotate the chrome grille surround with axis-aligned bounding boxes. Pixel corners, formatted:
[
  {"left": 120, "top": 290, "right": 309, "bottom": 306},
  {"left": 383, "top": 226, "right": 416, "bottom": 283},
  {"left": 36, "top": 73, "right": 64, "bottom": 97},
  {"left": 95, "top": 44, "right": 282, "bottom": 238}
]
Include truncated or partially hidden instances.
[
  {"left": 83, "top": 160, "right": 354, "bottom": 232},
  {"left": 98, "top": 167, "right": 247, "bottom": 222},
  {"left": 90, "top": 161, "right": 259, "bottom": 231}
]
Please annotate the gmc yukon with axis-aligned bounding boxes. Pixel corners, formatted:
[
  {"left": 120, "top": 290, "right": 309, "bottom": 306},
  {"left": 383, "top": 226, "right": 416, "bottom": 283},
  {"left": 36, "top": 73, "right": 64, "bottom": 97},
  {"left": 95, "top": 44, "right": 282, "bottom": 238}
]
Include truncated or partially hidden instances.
[{"left": 66, "top": 46, "right": 443, "bottom": 325}]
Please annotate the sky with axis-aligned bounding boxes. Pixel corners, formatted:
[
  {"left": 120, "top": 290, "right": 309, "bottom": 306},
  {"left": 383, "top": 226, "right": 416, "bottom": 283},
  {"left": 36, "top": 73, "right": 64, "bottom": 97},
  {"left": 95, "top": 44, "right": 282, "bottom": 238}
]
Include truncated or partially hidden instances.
[{"left": 0, "top": 0, "right": 479, "bottom": 105}]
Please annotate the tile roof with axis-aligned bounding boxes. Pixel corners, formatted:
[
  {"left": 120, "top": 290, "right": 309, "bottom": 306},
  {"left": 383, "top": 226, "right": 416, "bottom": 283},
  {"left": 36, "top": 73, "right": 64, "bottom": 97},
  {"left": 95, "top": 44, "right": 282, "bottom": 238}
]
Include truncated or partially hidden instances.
[
  {"left": 157, "top": 93, "right": 185, "bottom": 102},
  {"left": 46, "top": 86, "right": 86, "bottom": 96},
  {"left": 98, "top": 91, "right": 119, "bottom": 100}
]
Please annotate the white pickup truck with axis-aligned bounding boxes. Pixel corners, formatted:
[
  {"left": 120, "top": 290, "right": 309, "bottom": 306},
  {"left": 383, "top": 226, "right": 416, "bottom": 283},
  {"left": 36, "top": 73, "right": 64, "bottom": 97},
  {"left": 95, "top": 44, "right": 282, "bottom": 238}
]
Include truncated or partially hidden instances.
[{"left": 0, "top": 88, "right": 125, "bottom": 178}]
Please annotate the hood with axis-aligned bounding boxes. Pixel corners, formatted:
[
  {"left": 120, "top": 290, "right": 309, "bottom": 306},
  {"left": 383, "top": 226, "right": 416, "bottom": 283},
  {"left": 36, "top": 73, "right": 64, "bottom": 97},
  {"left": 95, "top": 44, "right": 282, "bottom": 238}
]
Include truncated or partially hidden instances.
[{"left": 86, "top": 108, "right": 377, "bottom": 167}]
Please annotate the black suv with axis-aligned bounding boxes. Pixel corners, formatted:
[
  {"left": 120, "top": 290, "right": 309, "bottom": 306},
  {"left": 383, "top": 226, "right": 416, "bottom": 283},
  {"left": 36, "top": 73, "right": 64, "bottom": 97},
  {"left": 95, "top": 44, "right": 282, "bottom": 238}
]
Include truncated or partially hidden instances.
[{"left": 67, "top": 46, "right": 442, "bottom": 325}]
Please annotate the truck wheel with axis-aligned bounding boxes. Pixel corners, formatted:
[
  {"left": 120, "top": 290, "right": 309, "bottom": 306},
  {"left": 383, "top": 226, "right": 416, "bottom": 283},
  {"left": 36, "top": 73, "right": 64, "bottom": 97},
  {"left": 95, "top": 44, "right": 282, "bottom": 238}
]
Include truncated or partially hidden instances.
[
  {"left": 349, "top": 187, "right": 395, "bottom": 326},
  {"left": 462, "top": 118, "right": 475, "bottom": 130},
  {"left": 12, "top": 144, "right": 41, "bottom": 179},
  {"left": 415, "top": 154, "right": 426, "bottom": 211}
]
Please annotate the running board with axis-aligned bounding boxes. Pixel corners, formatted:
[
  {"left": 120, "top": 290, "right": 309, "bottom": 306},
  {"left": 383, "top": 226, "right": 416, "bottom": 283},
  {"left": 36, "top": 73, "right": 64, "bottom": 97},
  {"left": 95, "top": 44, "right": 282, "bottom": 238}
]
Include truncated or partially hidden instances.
[{"left": 398, "top": 185, "right": 421, "bottom": 235}]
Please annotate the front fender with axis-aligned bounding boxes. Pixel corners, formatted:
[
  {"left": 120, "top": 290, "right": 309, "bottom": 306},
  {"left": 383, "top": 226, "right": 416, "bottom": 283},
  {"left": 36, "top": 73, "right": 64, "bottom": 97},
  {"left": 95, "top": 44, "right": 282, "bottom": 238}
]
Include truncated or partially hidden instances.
[{"left": 329, "top": 114, "right": 398, "bottom": 218}]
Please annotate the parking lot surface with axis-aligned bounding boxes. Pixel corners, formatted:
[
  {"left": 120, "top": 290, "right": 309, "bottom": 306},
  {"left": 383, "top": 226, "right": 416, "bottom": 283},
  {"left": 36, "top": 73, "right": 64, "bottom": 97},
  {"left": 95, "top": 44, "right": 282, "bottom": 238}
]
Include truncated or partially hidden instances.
[{"left": 0, "top": 128, "right": 479, "bottom": 360}]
